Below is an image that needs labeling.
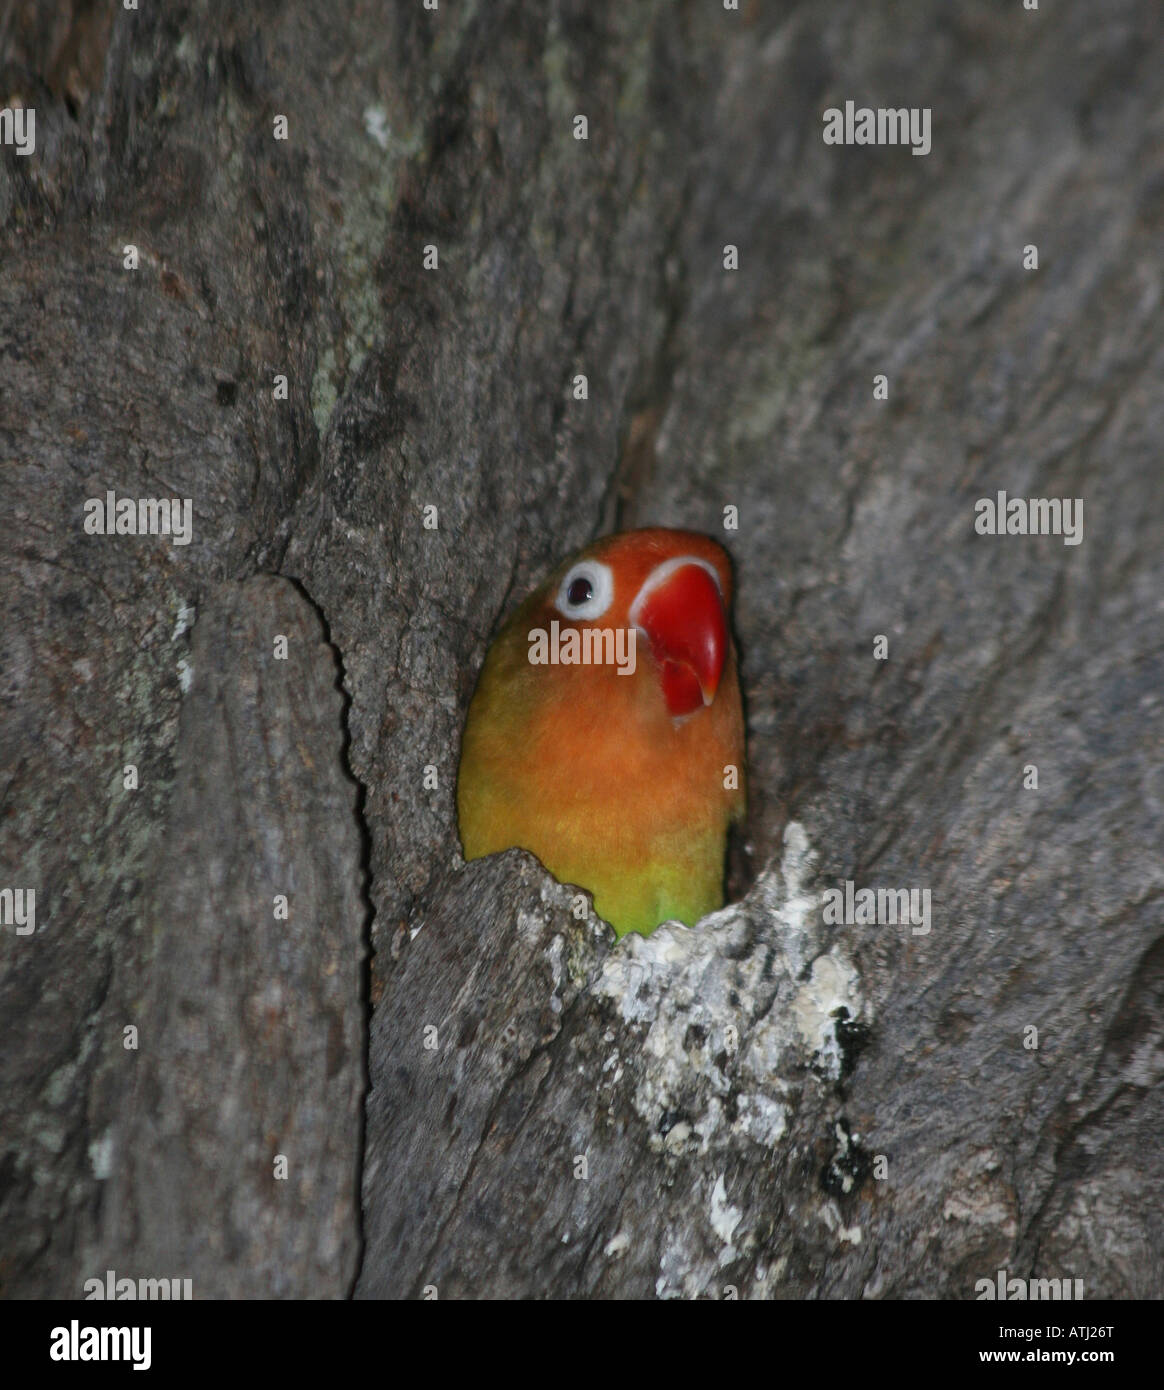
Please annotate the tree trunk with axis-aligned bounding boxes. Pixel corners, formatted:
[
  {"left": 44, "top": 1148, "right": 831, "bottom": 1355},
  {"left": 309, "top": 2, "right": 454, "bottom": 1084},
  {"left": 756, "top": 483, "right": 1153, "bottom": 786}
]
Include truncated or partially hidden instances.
[{"left": 2, "top": 0, "right": 1161, "bottom": 1299}]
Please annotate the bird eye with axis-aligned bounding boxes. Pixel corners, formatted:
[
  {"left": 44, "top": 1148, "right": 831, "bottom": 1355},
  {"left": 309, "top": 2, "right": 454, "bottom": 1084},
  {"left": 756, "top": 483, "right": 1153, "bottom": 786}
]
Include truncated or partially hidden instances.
[{"left": 554, "top": 560, "right": 614, "bottom": 620}]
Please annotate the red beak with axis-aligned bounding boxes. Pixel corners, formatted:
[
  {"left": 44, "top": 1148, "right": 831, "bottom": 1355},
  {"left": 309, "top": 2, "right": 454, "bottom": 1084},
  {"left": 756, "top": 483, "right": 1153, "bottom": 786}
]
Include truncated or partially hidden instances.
[{"left": 632, "top": 560, "right": 728, "bottom": 717}]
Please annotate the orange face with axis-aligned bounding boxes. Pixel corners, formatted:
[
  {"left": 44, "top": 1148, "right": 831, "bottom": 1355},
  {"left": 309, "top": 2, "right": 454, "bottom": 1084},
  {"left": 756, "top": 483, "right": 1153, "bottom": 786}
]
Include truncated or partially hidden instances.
[{"left": 520, "top": 528, "right": 736, "bottom": 720}]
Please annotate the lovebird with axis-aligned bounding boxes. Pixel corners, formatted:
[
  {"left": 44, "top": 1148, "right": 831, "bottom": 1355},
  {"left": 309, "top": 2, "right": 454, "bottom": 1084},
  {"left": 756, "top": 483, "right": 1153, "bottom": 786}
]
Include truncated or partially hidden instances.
[{"left": 456, "top": 528, "right": 746, "bottom": 937}]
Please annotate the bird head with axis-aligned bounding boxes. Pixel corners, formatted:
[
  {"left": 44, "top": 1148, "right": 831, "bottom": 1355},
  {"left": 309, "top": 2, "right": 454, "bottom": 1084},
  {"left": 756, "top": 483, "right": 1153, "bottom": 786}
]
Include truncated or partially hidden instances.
[{"left": 518, "top": 528, "right": 736, "bottom": 719}]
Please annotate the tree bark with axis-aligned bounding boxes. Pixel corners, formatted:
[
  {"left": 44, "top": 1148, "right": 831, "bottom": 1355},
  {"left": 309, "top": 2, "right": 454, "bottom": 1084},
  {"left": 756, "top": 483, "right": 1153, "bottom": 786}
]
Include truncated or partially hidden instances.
[{"left": 1, "top": 0, "right": 1161, "bottom": 1299}]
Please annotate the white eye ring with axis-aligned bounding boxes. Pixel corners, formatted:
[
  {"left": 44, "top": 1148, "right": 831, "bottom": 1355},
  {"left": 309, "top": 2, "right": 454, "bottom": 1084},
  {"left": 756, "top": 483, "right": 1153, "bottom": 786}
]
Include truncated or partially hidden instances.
[{"left": 554, "top": 559, "right": 615, "bottom": 620}]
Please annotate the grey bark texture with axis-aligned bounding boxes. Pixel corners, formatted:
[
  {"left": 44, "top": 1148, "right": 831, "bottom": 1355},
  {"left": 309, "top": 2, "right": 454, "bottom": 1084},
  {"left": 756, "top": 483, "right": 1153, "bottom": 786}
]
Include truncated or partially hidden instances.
[{"left": 1, "top": 0, "right": 1162, "bottom": 1299}]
